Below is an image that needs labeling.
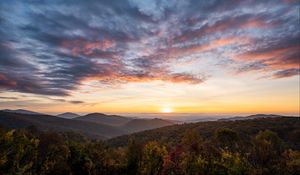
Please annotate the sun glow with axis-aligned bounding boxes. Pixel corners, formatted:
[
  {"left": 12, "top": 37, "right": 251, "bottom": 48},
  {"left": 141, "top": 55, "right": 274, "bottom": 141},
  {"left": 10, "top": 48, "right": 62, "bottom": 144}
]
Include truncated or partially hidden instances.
[{"left": 161, "top": 107, "right": 173, "bottom": 113}]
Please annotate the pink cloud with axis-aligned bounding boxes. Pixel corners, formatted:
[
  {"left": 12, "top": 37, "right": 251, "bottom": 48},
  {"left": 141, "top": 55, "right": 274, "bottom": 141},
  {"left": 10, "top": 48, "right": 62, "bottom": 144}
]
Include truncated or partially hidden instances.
[{"left": 61, "top": 39, "right": 116, "bottom": 57}]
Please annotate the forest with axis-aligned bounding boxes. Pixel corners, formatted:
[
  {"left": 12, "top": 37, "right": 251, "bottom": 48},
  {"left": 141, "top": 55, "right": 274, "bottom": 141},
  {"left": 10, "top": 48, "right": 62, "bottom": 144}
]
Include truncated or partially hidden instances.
[{"left": 0, "top": 117, "right": 299, "bottom": 175}]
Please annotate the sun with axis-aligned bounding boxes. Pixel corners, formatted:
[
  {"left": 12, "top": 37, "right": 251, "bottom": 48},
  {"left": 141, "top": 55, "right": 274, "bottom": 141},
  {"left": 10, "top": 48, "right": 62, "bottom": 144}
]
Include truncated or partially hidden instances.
[{"left": 161, "top": 107, "right": 173, "bottom": 113}]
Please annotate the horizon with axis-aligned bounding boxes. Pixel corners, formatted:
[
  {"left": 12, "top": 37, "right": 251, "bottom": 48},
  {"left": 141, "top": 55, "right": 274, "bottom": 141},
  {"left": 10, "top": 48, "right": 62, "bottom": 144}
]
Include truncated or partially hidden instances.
[
  {"left": 0, "top": 0, "right": 299, "bottom": 116},
  {"left": 1, "top": 108, "right": 299, "bottom": 121}
]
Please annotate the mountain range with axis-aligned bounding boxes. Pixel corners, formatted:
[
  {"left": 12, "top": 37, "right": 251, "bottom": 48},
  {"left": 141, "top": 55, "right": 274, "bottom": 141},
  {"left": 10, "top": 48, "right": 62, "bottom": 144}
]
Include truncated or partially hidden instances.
[
  {"left": 56, "top": 112, "right": 80, "bottom": 119},
  {"left": 74, "top": 113, "right": 132, "bottom": 126},
  {"left": 0, "top": 109, "right": 297, "bottom": 139},
  {"left": 109, "top": 116, "right": 300, "bottom": 147},
  {"left": 0, "top": 109, "right": 174, "bottom": 139},
  {"left": 1, "top": 109, "right": 42, "bottom": 115},
  {"left": 218, "top": 114, "right": 287, "bottom": 121}
]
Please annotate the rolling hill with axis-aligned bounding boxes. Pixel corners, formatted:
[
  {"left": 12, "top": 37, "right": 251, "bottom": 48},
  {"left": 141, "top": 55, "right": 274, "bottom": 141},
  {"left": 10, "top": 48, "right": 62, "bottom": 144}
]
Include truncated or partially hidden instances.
[
  {"left": 57, "top": 112, "right": 80, "bottom": 119},
  {"left": 74, "top": 113, "right": 132, "bottom": 126},
  {"left": 1, "top": 109, "right": 42, "bottom": 115},
  {"left": 74, "top": 113, "right": 175, "bottom": 132},
  {"left": 109, "top": 116, "right": 300, "bottom": 149},
  {"left": 3, "top": 109, "right": 295, "bottom": 144},
  {"left": 0, "top": 111, "right": 125, "bottom": 139},
  {"left": 0, "top": 110, "right": 176, "bottom": 138},
  {"left": 121, "top": 118, "right": 174, "bottom": 133},
  {"left": 218, "top": 114, "right": 286, "bottom": 121}
]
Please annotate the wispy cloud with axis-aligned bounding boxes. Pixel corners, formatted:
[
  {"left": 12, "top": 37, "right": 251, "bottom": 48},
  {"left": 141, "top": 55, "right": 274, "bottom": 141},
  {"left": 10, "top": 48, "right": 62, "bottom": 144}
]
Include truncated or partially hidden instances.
[
  {"left": 0, "top": 0, "right": 299, "bottom": 96},
  {"left": 0, "top": 96, "right": 18, "bottom": 100}
]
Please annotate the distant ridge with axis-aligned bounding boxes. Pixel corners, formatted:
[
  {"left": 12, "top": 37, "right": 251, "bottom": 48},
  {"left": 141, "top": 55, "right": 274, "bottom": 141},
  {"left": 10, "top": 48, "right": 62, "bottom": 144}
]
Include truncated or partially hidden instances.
[
  {"left": 121, "top": 118, "right": 174, "bottom": 133},
  {"left": 0, "top": 110, "right": 176, "bottom": 138},
  {"left": 57, "top": 112, "right": 80, "bottom": 119},
  {"left": 3, "top": 109, "right": 294, "bottom": 140},
  {"left": 0, "top": 111, "right": 125, "bottom": 139},
  {"left": 1, "top": 109, "right": 42, "bottom": 115},
  {"left": 75, "top": 113, "right": 175, "bottom": 132},
  {"left": 109, "top": 116, "right": 300, "bottom": 147},
  {"left": 218, "top": 114, "right": 293, "bottom": 121},
  {"left": 74, "top": 113, "right": 132, "bottom": 126}
]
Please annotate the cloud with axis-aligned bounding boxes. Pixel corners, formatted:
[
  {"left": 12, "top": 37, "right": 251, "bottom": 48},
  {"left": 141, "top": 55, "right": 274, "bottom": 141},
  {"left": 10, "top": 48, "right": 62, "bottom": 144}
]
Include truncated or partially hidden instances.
[
  {"left": 0, "top": 72, "right": 69, "bottom": 96},
  {"left": 42, "top": 97, "right": 84, "bottom": 104},
  {"left": 0, "top": 43, "right": 32, "bottom": 68},
  {"left": 69, "top": 100, "right": 84, "bottom": 104},
  {"left": 235, "top": 36, "right": 300, "bottom": 76},
  {"left": 173, "top": 14, "right": 276, "bottom": 43},
  {"left": 0, "top": 0, "right": 299, "bottom": 96},
  {"left": 168, "top": 36, "right": 251, "bottom": 58},
  {"left": 61, "top": 39, "right": 116, "bottom": 57},
  {"left": 0, "top": 96, "right": 18, "bottom": 100},
  {"left": 272, "top": 69, "right": 300, "bottom": 79}
]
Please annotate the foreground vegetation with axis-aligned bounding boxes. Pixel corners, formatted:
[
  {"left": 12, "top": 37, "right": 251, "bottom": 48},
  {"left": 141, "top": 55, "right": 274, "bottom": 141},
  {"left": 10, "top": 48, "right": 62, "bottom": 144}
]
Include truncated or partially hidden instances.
[{"left": 0, "top": 117, "right": 299, "bottom": 175}]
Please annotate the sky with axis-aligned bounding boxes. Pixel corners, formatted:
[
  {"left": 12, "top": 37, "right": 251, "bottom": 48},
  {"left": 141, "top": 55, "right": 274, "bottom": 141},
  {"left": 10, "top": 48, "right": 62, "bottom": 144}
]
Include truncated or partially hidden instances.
[{"left": 0, "top": 0, "right": 299, "bottom": 115}]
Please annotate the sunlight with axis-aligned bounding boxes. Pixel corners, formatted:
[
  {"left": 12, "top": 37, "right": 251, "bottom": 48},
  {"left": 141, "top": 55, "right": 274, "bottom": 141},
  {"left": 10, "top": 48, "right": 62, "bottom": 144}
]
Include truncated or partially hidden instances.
[{"left": 161, "top": 107, "right": 173, "bottom": 113}]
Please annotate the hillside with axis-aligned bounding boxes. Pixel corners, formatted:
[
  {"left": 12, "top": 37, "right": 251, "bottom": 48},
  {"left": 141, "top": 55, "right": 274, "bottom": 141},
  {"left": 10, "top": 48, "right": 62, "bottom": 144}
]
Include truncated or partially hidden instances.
[
  {"left": 121, "top": 118, "right": 174, "bottom": 133},
  {"left": 73, "top": 113, "right": 175, "bottom": 132},
  {"left": 1, "top": 115, "right": 299, "bottom": 175},
  {"left": 57, "top": 112, "right": 80, "bottom": 119},
  {"left": 109, "top": 117, "right": 300, "bottom": 149},
  {"left": 1, "top": 109, "right": 42, "bottom": 115},
  {"left": 0, "top": 111, "right": 176, "bottom": 138},
  {"left": 74, "top": 113, "right": 132, "bottom": 126},
  {"left": 0, "top": 111, "right": 125, "bottom": 138},
  {"left": 218, "top": 114, "right": 288, "bottom": 121}
]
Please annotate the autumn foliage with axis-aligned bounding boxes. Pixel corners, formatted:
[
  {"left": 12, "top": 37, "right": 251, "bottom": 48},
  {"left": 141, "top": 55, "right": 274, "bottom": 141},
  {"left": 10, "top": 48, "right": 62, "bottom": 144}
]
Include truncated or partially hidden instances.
[{"left": 0, "top": 118, "right": 299, "bottom": 175}]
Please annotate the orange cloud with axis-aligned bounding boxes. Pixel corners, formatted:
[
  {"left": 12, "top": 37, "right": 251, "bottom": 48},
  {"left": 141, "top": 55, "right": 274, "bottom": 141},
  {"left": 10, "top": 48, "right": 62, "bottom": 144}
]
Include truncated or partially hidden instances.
[
  {"left": 235, "top": 45, "right": 299, "bottom": 61},
  {"left": 61, "top": 39, "right": 116, "bottom": 57},
  {"left": 264, "top": 57, "right": 299, "bottom": 70},
  {"left": 240, "top": 19, "right": 275, "bottom": 29},
  {"left": 234, "top": 37, "right": 299, "bottom": 78}
]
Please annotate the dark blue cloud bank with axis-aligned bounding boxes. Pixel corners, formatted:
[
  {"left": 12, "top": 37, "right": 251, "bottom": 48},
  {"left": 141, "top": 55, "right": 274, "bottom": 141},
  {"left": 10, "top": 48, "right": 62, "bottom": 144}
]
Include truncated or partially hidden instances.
[{"left": 0, "top": 0, "right": 299, "bottom": 96}]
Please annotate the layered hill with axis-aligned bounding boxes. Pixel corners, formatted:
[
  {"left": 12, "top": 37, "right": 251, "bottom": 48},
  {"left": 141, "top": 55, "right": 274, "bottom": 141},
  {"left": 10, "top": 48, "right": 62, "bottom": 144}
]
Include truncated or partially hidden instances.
[
  {"left": 121, "top": 118, "right": 174, "bottom": 133},
  {"left": 0, "top": 110, "right": 175, "bottom": 138},
  {"left": 218, "top": 114, "right": 286, "bottom": 121},
  {"left": 1, "top": 109, "right": 42, "bottom": 115},
  {"left": 57, "top": 112, "right": 80, "bottom": 119},
  {"left": 74, "top": 113, "right": 132, "bottom": 126},
  {"left": 0, "top": 111, "right": 125, "bottom": 139},
  {"left": 109, "top": 116, "right": 300, "bottom": 149}
]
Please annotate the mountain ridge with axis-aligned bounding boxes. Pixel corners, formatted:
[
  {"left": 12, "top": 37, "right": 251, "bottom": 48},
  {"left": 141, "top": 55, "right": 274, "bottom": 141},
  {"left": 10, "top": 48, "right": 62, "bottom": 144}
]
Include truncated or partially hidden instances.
[
  {"left": 121, "top": 118, "right": 174, "bottom": 133},
  {"left": 1, "top": 109, "right": 42, "bottom": 115},
  {"left": 218, "top": 114, "right": 292, "bottom": 121},
  {"left": 57, "top": 112, "right": 80, "bottom": 119},
  {"left": 0, "top": 111, "right": 126, "bottom": 139},
  {"left": 74, "top": 113, "right": 132, "bottom": 126},
  {"left": 109, "top": 116, "right": 300, "bottom": 147},
  {"left": 0, "top": 110, "right": 176, "bottom": 138},
  {"left": 1, "top": 109, "right": 297, "bottom": 140}
]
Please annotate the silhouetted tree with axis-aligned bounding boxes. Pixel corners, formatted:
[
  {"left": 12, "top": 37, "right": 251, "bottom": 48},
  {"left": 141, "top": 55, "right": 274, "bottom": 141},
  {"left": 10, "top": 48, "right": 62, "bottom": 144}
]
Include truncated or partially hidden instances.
[
  {"left": 214, "top": 128, "right": 239, "bottom": 151},
  {"left": 127, "top": 137, "right": 143, "bottom": 175}
]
